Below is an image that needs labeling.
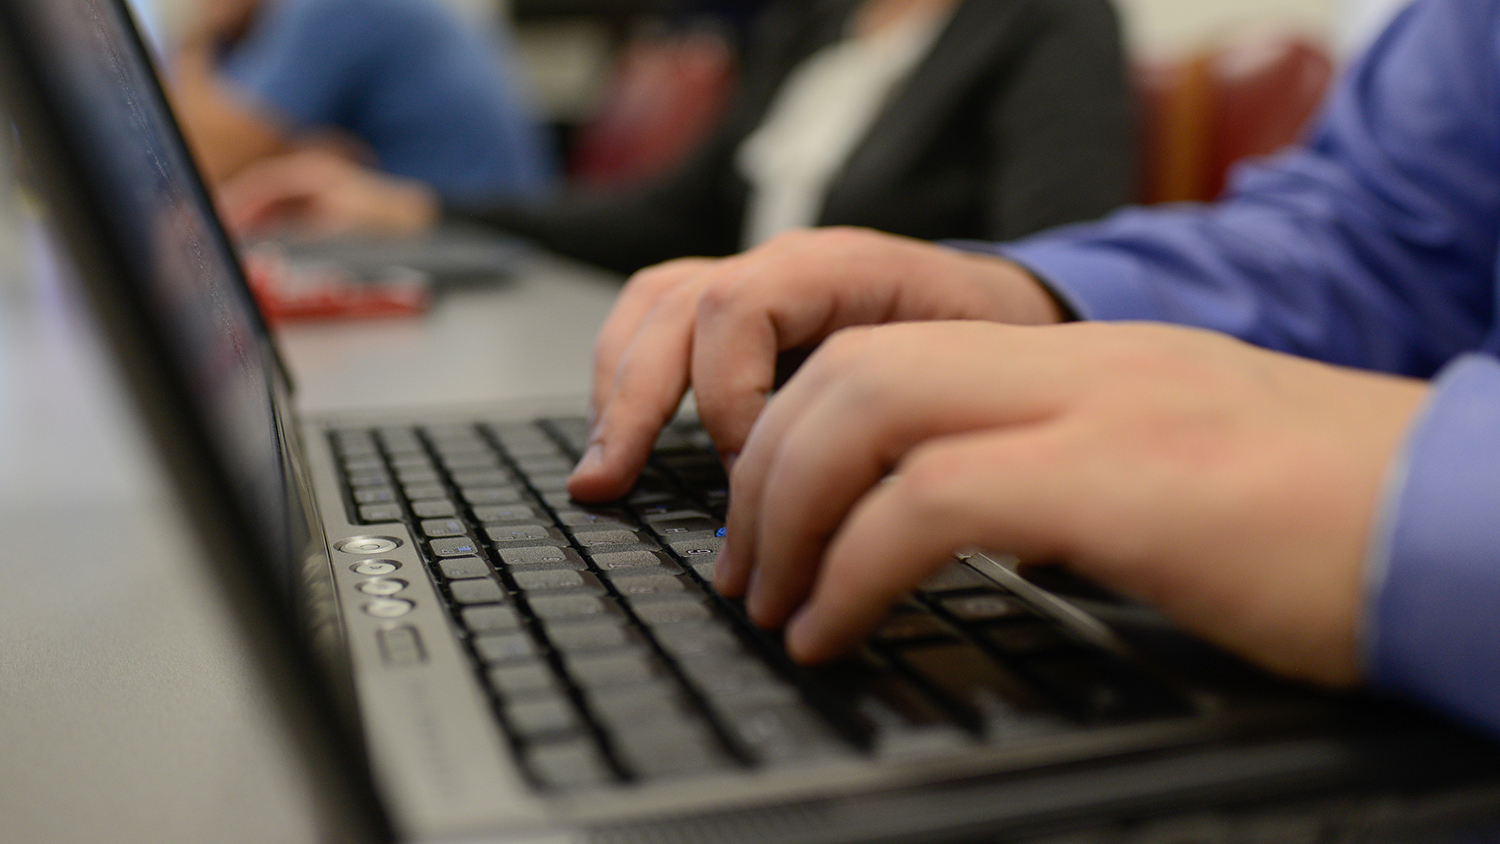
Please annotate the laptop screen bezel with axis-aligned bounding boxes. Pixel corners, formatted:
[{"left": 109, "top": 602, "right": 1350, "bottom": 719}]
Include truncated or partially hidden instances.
[{"left": 0, "top": 0, "right": 390, "bottom": 838}]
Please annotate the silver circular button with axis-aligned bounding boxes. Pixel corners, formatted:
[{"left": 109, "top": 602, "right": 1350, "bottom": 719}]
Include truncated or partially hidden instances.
[
  {"left": 363, "top": 598, "right": 414, "bottom": 618},
  {"left": 352, "top": 560, "right": 400, "bottom": 576},
  {"left": 357, "top": 578, "right": 408, "bottom": 597},
  {"left": 337, "top": 536, "right": 402, "bottom": 555}
]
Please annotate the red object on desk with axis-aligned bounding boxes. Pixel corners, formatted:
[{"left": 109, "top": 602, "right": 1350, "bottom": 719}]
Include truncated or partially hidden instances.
[{"left": 242, "top": 245, "right": 432, "bottom": 323}]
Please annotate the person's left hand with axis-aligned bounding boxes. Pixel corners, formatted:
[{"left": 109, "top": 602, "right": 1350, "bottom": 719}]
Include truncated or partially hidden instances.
[
  {"left": 719, "top": 320, "right": 1428, "bottom": 689},
  {"left": 216, "top": 148, "right": 439, "bottom": 239}
]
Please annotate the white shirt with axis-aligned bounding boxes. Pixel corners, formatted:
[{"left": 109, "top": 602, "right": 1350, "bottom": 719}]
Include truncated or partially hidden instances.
[{"left": 736, "top": 7, "right": 952, "bottom": 249}]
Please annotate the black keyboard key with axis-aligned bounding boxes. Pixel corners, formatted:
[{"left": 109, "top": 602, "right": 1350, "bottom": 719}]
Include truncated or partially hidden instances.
[
  {"left": 524, "top": 486, "right": 563, "bottom": 504},
  {"left": 604, "top": 573, "right": 687, "bottom": 598},
  {"left": 353, "top": 487, "right": 398, "bottom": 505},
  {"left": 489, "top": 661, "right": 560, "bottom": 698},
  {"left": 893, "top": 642, "right": 1047, "bottom": 734},
  {"left": 528, "top": 473, "right": 572, "bottom": 493},
  {"left": 473, "top": 504, "right": 547, "bottom": 524},
  {"left": 639, "top": 508, "right": 713, "bottom": 524},
  {"left": 647, "top": 517, "right": 720, "bottom": 542},
  {"left": 545, "top": 620, "right": 640, "bottom": 654},
  {"left": 389, "top": 454, "right": 435, "bottom": 470},
  {"left": 527, "top": 740, "right": 613, "bottom": 789},
  {"left": 377, "top": 428, "right": 424, "bottom": 454},
  {"left": 437, "top": 556, "right": 490, "bottom": 580},
  {"left": 434, "top": 441, "right": 493, "bottom": 460},
  {"left": 668, "top": 536, "right": 722, "bottom": 561},
  {"left": 421, "top": 518, "right": 468, "bottom": 538},
  {"left": 632, "top": 498, "right": 701, "bottom": 519},
  {"left": 423, "top": 422, "right": 482, "bottom": 441},
  {"left": 505, "top": 693, "right": 583, "bottom": 741},
  {"left": 430, "top": 536, "right": 483, "bottom": 557},
  {"left": 554, "top": 508, "right": 629, "bottom": 529},
  {"left": 632, "top": 598, "right": 713, "bottom": 626},
  {"left": 441, "top": 453, "right": 503, "bottom": 471},
  {"left": 411, "top": 499, "right": 457, "bottom": 518},
  {"left": 358, "top": 504, "right": 403, "bottom": 523},
  {"left": 917, "top": 564, "right": 996, "bottom": 594},
  {"left": 571, "top": 529, "right": 655, "bottom": 551},
  {"left": 486, "top": 525, "right": 569, "bottom": 547},
  {"left": 588, "top": 550, "right": 681, "bottom": 575},
  {"left": 515, "top": 455, "right": 574, "bottom": 475},
  {"left": 332, "top": 430, "right": 378, "bottom": 457},
  {"left": 984, "top": 621, "right": 1073, "bottom": 656},
  {"left": 474, "top": 632, "right": 539, "bottom": 664},
  {"left": 403, "top": 484, "right": 449, "bottom": 502},
  {"left": 347, "top": 475, "right": 394, "bottom": 492},
  {"left": 529, "top": 594, "right": 617, "bottom": 620},
  {"left": 512, "top": 569, "right": 604, "bottom": 594},
  {"left": 652, "top": 621, "right": 744, "bottom": 658},
  {"left": 463, "top": 605, "right": 522, "bottom": 634},
  {"left": 679, "top": 654, "right": 799, "bottom": 707},
  {"left": 462, "top": 486, "right": 526, "bottom": 506},
  {"left": 497, "top": 546, "right": 587, "bottom": 570},
  {"left": 588, "top": 681, "right": 693, "bottom": 727},
  {"left": 611, "top": 720, "right": 730, "bottom": 779},
  {"left": 870, "top": 611, "right": 956, "bottom": 644},
  {"left": 450, "top": 578, "right": 506, "bottom": 605},
  {"left": 940, "top": 593, "right": 1027, "bottom": 623},
  {"left": 718, "top": 702, "right": 847, "bottom": 764},
  {"left": 452, "top": 469, "right": 513, "bottom": 488},
  {"left": 541, "top": 417, "right": 590, "bottom": 451},
  {"left": 816, "top": 652, "right": 969, "bottom": 757},
  {"left": 395, "top": 467, "right": 440, "bottom": 484},
  {"left": 565, "top": 650, "right": 661, "bottom": 689},
  {"left": 1017, "top": 651, "right": 1189, "bottom": 724}
]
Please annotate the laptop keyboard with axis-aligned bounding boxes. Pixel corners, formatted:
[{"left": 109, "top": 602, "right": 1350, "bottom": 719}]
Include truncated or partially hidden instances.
[{"left": 331, "top": 417, "right": 1190, "bottom": 790}]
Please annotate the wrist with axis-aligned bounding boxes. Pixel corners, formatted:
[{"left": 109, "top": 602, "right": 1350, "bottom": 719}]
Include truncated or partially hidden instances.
[{"left": 956, "top": 251, "right": 1068, "bottom": 326}]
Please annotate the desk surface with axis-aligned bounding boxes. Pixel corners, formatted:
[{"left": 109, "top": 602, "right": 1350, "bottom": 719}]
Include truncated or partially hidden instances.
[{"left": 0, "top": 198, "right": 622, "bottom": 843}]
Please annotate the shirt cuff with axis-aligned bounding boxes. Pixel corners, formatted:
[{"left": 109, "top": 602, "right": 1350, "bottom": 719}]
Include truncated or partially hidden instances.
[
  {"left": 1366, "top": 353, "right": 1500, "bottom": 735},
  {"left": 943, "top": 234, "right": 1167, "bottom": 324}
]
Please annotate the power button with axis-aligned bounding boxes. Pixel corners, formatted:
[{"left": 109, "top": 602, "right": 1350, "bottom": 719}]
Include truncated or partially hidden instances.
[{"left": 338, "top": 536, "right": 402, "bottom": 555}]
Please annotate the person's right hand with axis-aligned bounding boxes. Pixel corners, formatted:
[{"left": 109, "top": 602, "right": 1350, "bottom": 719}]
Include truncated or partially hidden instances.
[
  {"left": 566, "top": 227, "right": 1067, "bottom": 502},
  {"left": 216, "top": 148, "right": 440, "bottom": 239}
]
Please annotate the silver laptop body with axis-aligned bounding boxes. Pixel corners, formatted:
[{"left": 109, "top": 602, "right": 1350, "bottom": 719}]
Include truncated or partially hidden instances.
[{"left": 4, "top": 1, "right": 1499, "bottom": 841}]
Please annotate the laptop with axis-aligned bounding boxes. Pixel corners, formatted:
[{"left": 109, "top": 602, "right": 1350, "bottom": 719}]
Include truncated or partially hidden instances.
[{"left": 3, "top": 1, "right": 1499, "bottom": 841}]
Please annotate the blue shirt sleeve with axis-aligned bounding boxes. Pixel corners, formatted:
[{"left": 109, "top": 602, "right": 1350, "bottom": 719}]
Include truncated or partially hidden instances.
[
  {"left": 954, "top": 0, "right": 1500, "bottom": 736},
  {"left": 221, "top": 0, "right": 556, "bottom": 203},
  {"left": 1369, "top": 354, "right": 1500, "bottom": 735},
  {"left": 988, "top": 0, "right": 1500, "bottom": 379}
]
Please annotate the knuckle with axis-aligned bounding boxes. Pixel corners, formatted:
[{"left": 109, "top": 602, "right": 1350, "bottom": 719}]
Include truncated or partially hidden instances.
[
  {"left": 695, "top": 272, "right": 748, "bottom": 319},
  {"left": 818, "top": 328, "right": 889, "bottom": 385},
  {"left": 892, "top": 444, "right": 968, "bottom": 522}
]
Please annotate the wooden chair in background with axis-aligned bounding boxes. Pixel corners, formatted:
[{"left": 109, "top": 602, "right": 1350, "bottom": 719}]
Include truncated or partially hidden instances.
[
  {"left": 567, "top": 25, "right": 738, "bottom": 187},
  {"left": 1137, "top": 32, "right": 1334, "bottom": 203}
]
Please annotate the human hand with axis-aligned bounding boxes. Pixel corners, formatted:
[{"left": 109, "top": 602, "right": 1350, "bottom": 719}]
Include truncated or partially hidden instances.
[
  {"left": 716, "top": 320, "right": 1427, "bottom": 688},
  {"left": 216, "top": 148, "right": 440, "bottom": 239},
  {"left": 177, "top": 0, "right": 263, "bottom": 48},
  {"left": 566, "top": 227, "right": 1065, "bottom": 502}
]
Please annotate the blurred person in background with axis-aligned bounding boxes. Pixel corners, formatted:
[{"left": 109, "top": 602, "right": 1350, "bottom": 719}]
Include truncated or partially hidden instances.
[
  {"left": 220, "top": 0, "right": 1135, "bottom": 274},
  {"left": 168, "top": 0, "right": 557, "bottom": 207}
]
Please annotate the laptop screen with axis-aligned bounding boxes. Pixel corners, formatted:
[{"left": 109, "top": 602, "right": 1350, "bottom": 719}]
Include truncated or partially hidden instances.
[{"left": 13, "top": 0, "right": 297, "bottom": 588}]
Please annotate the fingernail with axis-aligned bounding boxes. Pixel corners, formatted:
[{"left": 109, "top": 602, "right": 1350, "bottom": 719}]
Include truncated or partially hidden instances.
[
  {"left": 571, "top": 442, "right": 604, "bottom": 478},
  {"left": 785, "top": 608, "right": 820, "bottom": 661},
  {"left": 744, "top": 567, "right": 767, "bottom": 624}
]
